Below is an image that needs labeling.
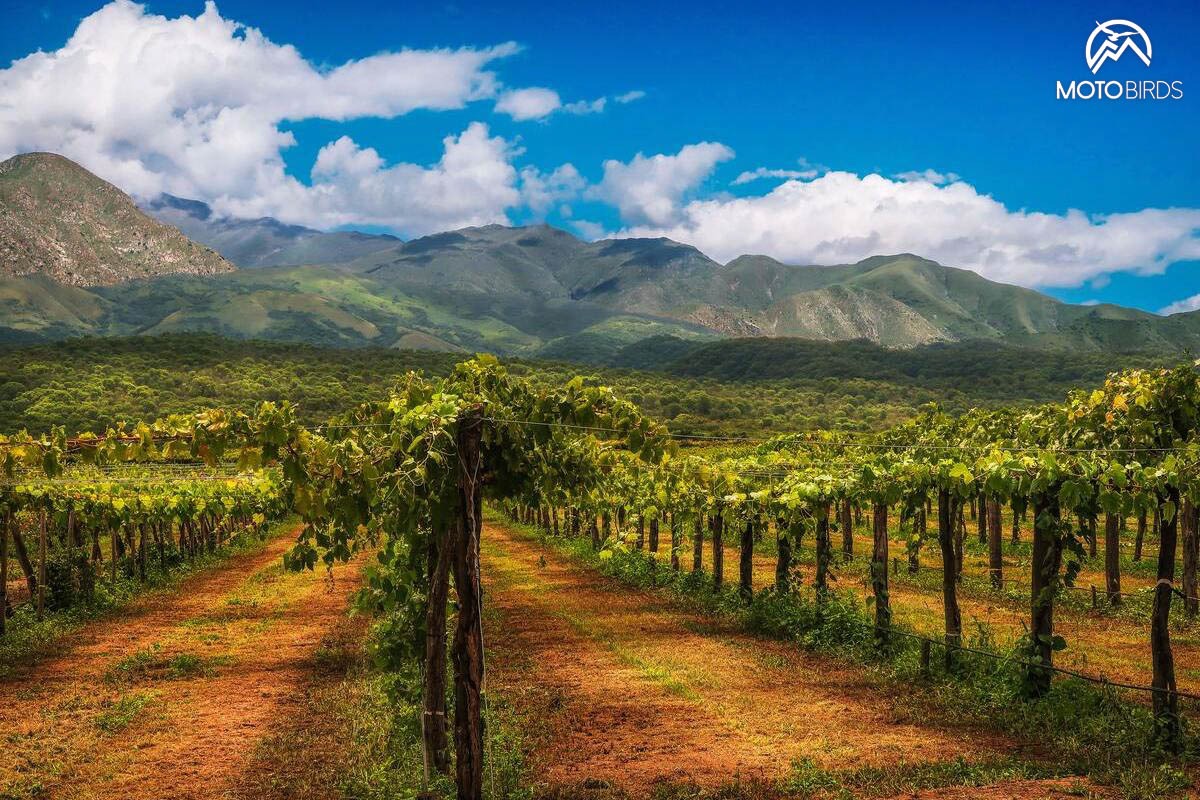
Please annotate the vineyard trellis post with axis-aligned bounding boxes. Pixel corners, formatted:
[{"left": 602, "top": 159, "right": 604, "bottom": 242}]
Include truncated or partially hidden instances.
[
  {"left": 775, "top": 517, "right": 791, "bottom": 592},
  {"left": 37, "top": 509, "right": 47, "bottom": 620},
  {"left": 692, "top": 513, "right": 704, "bottom": 572},
  {"left": 987, "top": 497, "right": 1002, "bottom": 590},
  {"left": 711, "top": 507, "right": 724, "bottom": 589},
  {"left": 451, "top": 408, "right": 485, "bottom": 800},
  {"left": 1182, "top": 500, "right": 1198, "bottom": 618},
  {"left": 739, "top": 519, "right": 754, "bottom": 602},
  {"left": 937, "top": 488, "right": 961, "bottom": 668},
  {"left": 423, "top": 518, "right": 453, "bottom": 776},
  {"left": 871, "top": 500, "right": 890, "bottom": 651},
  {"left": 814, "top": 501, "right": 831, "bottom": 596},
  {"left": 0, "top": 510, "right": 7, "bottom": 636},
  {"left": 1151, "top": 488, "right": 1182, "bottom": 751},
  {"left": 1027, "top": 493, "right": 1063, "bottom": 698},
  {"left": 1104, "top": 512, "right": 1122, "bottom": 607},
  {"left": 840, "top": 499, "right": 853, "bottom": 561}
]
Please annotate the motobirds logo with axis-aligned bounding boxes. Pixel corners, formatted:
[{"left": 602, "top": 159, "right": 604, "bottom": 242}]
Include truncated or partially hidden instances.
[{"left": 1056, "top": 20, "right": 1182, "bottom": 101}]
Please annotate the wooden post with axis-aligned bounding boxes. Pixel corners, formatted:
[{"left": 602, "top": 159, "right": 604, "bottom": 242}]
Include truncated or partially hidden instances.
[
  {"left": 987, "top": 498, "right": 1002, "bottom": 590},
  {"left": 1182, "top": 500, "right": 1198, "bottom": 618},
  {"left": 635, "top": 514, "right": 644, "bottom": 549},
  {"left": 1028, "top": 494, "right": 1063, "bottom": 698},
  {"left": 670, "top": 514, "right": 681, "bottom": 572},
  {"left": 954, "top": 503, "right": 965, "bottom": 583},
  {"left": 1104, "top": 512, "right": 1122, "bottom": 607},
  {"left": 648, "top": 515, "right": 659, "bottom": 553},
  {"left": 977, "top": 495, "right": 987, "bottom": 545},
  {"left": 937, "top": 489, "right": 961, "bottom": 668},
  {"left": 872, "top": 500, "right": 890, "bottom": 651},
  {"left": 589, "top": 515, "right": 600, "bottom": 550},
  {"left": 451, "top": 409, "right": 485, "bottom": 800},
  {"left": 739, "top": 520, "right": 754, "bottom": 602},
  {"left": 711, "top": 510, "right": 724, "bottom": 589},
  {"left": 1011, "top": 500, "right": 1021, "bottom": 544},
  {"left": 692, "top": 513, "right": 704, "bottom": 573},
  {"left": 775, "top": 517, "right": 791, "bottom": 592},
  {"left": 815, "top": 502, "right": 831, "bottom": 596},
  {"left": 37, "top": 510, "right": 48, "bottom": 620},
  {"left": 1149, "top": 490, "right": 1182, "bottom": 751},
  {"left": 0, "top": 511, "right": 8, "bottom": 636},
  {"left": 919, "top": 639, "right": 931, "bottom": 677},
  {"left": 908, "top": 504, "right": 924, "bottom": 574},
  {"left": 423, "top": 519, "right": 453, "bottom": 775},
  {"left": 840, "top": 499, "right": 853, "bottom": 561},
  {"left": 1134, "top": 509, "right": 1147, "bottom": 561}
]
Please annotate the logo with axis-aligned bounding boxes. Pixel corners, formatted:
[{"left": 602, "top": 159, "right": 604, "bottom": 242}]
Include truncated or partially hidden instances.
[
  {"left": 1055, "top": 19, "right": 1181, "bottom": 101},
  {"left": 1085, "top": 20, "right": 1151, "bottom": 74}
]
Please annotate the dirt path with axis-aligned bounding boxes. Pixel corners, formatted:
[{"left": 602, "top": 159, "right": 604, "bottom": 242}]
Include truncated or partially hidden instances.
[
  {"left": 0, "top": 525, "right": 365, "bottom": 800},
  {"left": 482, "top": 521, "right": 1105, "bottom": 799}
]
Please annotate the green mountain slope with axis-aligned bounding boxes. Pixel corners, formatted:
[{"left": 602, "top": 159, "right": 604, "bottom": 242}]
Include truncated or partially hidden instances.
[
  {"left": 0, "top": 153, "right": 234, "bottom": 286},
  {"left": 4, "top": 153, "right": 1200, "bottom": 358}
]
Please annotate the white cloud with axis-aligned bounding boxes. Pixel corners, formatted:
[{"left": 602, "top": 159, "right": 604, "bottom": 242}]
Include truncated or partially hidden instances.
[
  {"left": 1160, "top": 295, "right": 1200, "bottom": 315},
  {"left": 894, "top": 168, "right": 961, "bottom": 185},
  {"left": 591, "top": 142, "right": 735, "bottom": 226},
  {"left": 564, "top": 97, "right": 607, "bottom": 115},
  {"left": 571, "top": 220, "right": 609, "bottom": 240},
  {"left": 218, "top": 122, "right": 521, "bottom": 232},
  {"left": 614, "top": 90, "right": 646, "bottom": 104},
  {"left": 519, "top": 163, "right": 585, "bottom": 214},
  {"left": 617, "top": 167, "right": 1200, "bottom": 288},
  {"left": 494, "top": 87, "right": 562, "bottom": 121},
  {"left": 0, "top": 0, "right": 532, "bottom": 235},
  {"left": 732, "top": 166, "right": 819, "bottom": 185}
]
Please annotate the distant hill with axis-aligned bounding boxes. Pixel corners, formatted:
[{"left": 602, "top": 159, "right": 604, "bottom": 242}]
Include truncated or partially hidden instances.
[
  {"left": 0, "top": 153, "right": 233, "bottom": 286},
  {"left": 141, "top": 194, "right": 399, "bottom": 268},
  {"left": 4, "top": 152, "right": 1200, "bottom": 359}
]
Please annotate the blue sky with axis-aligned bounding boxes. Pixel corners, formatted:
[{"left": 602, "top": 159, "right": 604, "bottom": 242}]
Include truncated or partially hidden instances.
[{"left": 2, "top": 0, "right": 1198, "bottom": 311}]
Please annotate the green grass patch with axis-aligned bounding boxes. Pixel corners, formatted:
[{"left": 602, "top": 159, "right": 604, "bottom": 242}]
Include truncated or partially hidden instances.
[{"left": 95, "top": 690, "right": 156, "bottom": 733}]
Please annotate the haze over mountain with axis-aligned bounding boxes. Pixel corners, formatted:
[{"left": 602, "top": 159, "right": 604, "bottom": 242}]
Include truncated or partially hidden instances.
[
  {"left": 141, "top": 194, "right": 399, "bottom": 268},
  {"left": 3, "top": 153, "right": 1200, "bottom": 360}
]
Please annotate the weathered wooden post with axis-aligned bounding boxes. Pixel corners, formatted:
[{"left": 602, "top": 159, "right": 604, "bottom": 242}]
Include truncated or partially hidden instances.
[
  {"left": 739, "top": 519, "right": 754, "bottom": 602},
  {"left": 1151, "top": 491, "right": 1182, "bottom": 751},
  {"left": 938, "top": 489, "right": 961, "bottom": 668},
  {"left": 987, "top": 498, "right": 1002, "bottom": 590},
  {"left": 1104, "top": 512, "right": 1122, "bottom": 607},
  {"left": 872, "top": 501, "right": 890, "bottom": 651},
  {"left": 451, "top": 409, "right": 485, "bottom": 800}
]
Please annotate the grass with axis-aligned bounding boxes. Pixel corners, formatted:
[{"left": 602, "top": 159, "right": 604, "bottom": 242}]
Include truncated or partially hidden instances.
[
  {"left": 498, "top": 510, "right": 1199, "bottom": 799},
  {"left": 94, "top": 690, "right": 157, "bottom": 733},
  {"left": 105, "top": 644, "right": 232, "bottom": 684},
  {"left": 0, "top": 517, "right": 293, "bottom": 679}
]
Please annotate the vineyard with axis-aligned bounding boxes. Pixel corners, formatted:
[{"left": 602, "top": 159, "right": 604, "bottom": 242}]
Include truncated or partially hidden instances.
[{"left": 2, "top": 357, "right": 1200, "bottom": 798}]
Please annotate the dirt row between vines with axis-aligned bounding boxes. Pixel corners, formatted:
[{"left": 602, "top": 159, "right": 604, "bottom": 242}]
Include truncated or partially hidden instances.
[
  {"left": 0, "top": 525, "right": 367, "bottom": 800},
  {"left": 482, "top": 521, "right": 1110, "bottom": 799}
]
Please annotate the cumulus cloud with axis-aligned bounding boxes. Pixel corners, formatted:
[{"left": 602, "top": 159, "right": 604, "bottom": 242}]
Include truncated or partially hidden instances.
[
  {"left": 615, "top": 90, "right": 647, "bottom": 104},
  {"left": 519, "top": 163, "right": 585, "bottom": 215},
  {"left": 217, "top": 122, "right": 521, "bottom": 232},
  {"left": 495, "top": 87, "right": 562, "bottom": 120},
  {"left": 0, "top": 0, "right": 534, "bottom": 235},
  {"left": 591, "top": 142, "right": 735, "bottom": 226},
  {"left": 1160, "top": 295, "right": 1200, "bottom": 315},
  {"left": 617, "top": 166, "right": 1200, "bottom": 288}
]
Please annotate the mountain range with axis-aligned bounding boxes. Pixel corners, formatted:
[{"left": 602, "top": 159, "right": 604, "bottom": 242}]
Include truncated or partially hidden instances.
[{"left": 2, "top": 151, "right": 1199, "bottom": 360}]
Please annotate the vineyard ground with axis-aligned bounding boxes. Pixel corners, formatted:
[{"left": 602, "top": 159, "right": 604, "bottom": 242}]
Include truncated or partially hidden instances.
[
  {"left": 482, "top": 519, "right": 1114, "bottom": 799},
  {"left": 0, "top": 523, "right": 367, "bottom": 800}
]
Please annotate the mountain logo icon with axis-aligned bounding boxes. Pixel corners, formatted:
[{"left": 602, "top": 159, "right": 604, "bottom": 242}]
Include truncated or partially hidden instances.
[{"left": 1085, "top": 20, "right": 1151, "bottom": 74}]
